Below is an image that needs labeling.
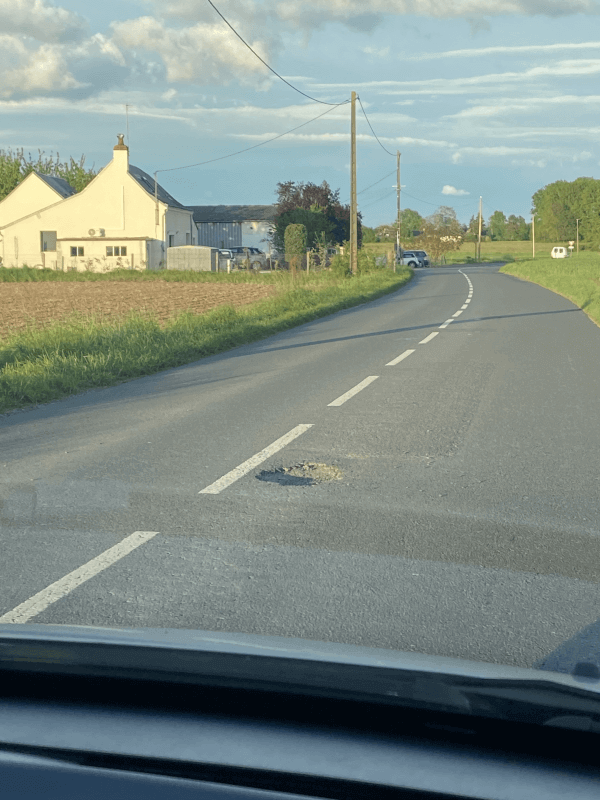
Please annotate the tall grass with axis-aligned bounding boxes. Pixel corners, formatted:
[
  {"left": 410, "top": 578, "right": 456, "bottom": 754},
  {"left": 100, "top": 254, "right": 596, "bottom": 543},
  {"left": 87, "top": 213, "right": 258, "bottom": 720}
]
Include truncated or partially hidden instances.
[{"left": 0, "top": 265, "right": 411, "bottom": 415}]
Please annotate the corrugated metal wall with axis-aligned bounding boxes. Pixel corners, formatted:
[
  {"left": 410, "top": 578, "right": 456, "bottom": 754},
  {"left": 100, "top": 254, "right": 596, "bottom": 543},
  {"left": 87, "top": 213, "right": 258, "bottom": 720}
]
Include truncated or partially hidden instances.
[{"left": 195, "top": 222, "right": 242, "bottom": 248}]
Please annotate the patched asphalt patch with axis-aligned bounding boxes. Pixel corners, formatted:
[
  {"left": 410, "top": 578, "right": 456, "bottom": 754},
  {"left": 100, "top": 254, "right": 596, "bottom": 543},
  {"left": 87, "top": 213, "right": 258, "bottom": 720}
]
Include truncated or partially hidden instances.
[{"left": 256, "top": 462, "right": 343, "bottom": 486}]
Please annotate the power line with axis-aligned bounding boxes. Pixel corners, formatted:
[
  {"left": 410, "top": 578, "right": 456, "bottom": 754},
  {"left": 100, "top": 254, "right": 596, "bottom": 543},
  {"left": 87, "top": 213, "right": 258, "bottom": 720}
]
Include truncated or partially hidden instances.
[
  {"left": 360, "top": 188, "right": 397, "bottom": 210},
  {"left": 206, "top": 0, "right": 348, "bottom": 106},
  {"left": 156, "top": 103, "right": 346, "bottom": 175},
  {"left": 357, "top": 96, "right": 395, "bottom": 157},
  {"left": 357, "top": 169, "right": 397, "bottom": 196},
  {"left": 402, "top": 189, "right": 473, "bottom": 207}
]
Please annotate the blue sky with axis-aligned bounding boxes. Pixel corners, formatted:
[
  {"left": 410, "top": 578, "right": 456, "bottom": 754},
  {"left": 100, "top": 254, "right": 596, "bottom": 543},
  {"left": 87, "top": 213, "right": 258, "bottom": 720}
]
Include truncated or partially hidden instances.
[{"left": 2, "top": 0, "right": 600, "bottom": 227}]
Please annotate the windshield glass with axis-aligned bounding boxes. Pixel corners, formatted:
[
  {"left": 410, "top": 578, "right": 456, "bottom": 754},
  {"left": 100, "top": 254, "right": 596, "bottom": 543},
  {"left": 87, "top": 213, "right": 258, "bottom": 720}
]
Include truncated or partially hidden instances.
[{"left": 2, "top": 0, "right": 600, "bottom": 706}]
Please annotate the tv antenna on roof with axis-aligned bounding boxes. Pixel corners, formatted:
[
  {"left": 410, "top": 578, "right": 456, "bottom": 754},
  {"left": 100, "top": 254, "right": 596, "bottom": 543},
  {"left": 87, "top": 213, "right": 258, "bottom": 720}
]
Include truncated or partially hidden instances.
[{"left": 125, "top": 105, "right": 131, "bottom": 147}]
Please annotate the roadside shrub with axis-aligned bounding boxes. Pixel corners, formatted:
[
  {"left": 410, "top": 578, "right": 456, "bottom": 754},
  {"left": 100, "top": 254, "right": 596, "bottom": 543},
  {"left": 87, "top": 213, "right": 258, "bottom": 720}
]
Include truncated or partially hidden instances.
[
  {"left": 284, "top": 223, "right": 307, "bottom": 275},
  {"left": 330, "top": 247, "right": 384, "bottom": 277}
]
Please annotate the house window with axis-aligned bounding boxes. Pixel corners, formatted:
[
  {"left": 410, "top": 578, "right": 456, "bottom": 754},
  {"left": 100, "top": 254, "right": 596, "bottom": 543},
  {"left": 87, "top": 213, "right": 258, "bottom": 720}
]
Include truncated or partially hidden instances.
[
  {"left": 106, "top": 246, "right": 113, "bottom": 256},
  {"left": 107, "top": 246, "right": 127, "bottom": 256},
  {"left": 186, "top": 233, "right": 190, "bottom": 245},
  {"left": 70, "top": 246, "right": 84, "bottom": 256},
  {"left": 40, "top": 231, "right": 57, "bottom": 252},
  {"left": 168, "top": 235, "right": 175, "bottom": 247}
]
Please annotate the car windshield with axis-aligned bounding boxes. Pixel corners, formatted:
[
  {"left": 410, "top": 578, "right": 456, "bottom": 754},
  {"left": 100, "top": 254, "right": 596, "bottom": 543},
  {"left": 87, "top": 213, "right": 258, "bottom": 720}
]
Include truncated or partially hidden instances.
[{"left": 2, "top": 0, "right": 600, "bottom": 712}]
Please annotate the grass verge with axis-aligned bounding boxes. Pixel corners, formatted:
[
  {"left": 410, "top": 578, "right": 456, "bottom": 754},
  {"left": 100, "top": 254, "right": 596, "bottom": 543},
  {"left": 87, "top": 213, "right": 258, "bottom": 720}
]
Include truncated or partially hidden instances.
[
  {"left": 0, "top": 266, "right": 411, "bottom": 416},
  {"left": 499, "top": 252, "right": 600, "bottom": 329}
]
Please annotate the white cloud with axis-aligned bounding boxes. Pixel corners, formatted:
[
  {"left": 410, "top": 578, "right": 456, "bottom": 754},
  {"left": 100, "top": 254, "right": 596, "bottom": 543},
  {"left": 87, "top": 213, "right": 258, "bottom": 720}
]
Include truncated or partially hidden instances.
[
  {"left": 111, "top": 16, "right": 278, "bottom": 86},
  {"left": 0, "top": 0, "right": 86, "bottom": 43},
  {"left": 1, "top": 43, "right": 82, "bottom": 97},
  {"left": 407, "top": 41, "right": 600, "bottom": 61},
  {"left": 362, "top": 46, "right": 390, "bottom": 58},
  {"left": 451, "top": 152, "right": 463, "bottom": 163},
  {"left": 313, "top": 58, "right": 600, "bottom": 99},
  {"left": 510, "top": 158, "right": 548, "bottom": 167},
  {"left": 273, "top": 0, "right": 597, "bottom": 32},
  {"left": 448, "top": 95, "right": 600, "bottom": 119},
  {"left": 442, "top": 185, "right": 469, "bottom": 195}
]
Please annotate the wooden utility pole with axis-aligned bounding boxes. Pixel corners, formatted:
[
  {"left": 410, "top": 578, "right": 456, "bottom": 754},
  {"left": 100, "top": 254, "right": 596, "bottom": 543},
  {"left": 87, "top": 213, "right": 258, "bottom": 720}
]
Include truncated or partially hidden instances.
[
  {"left": 477, "top": 196, "right": 482, "bottom": 262},
  {"left": 396, "top": 151, "right": 401, "bottom": 272},
  {"left": 350, "top": 91, "right": 358, "bottom": 275},
  {"left": 532, "top": 215, "right": 535, "bottom": 258},
  {"left": 576, "top": 218, "right": 580, "bottom": 253}
]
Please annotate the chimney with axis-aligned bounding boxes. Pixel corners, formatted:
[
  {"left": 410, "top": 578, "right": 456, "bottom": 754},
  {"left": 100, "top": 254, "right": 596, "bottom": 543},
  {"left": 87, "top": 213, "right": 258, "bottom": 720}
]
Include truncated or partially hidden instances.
[{"left": 113, "top": 133, "right": 129, "bottom": 170}]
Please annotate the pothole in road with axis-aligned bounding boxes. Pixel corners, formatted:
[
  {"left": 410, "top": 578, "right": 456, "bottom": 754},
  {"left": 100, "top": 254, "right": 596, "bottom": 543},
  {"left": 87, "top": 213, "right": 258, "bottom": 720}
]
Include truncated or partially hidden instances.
[{"left": 256, "top": 462, "right": 343, "bottom": 486}]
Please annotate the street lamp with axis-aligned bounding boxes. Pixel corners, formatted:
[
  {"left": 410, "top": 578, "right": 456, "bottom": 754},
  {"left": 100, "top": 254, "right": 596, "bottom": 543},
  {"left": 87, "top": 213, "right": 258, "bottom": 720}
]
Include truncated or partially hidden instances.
[{"left": 576, "top": 219, "right": 581, "bottom": 253}]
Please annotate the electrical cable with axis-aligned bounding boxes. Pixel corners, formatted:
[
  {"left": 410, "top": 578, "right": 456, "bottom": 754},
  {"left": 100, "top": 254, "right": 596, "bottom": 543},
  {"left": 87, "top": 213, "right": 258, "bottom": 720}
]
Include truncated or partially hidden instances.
[
  {"left": 357, "top": 96, "right": 396, "bottom": 157},
  {"left": 402, "top": 189, "right": 473, "bottom": 207},
  {"left": 206, "top": 0, "right": 349, "bottom": 106},
  {"left": 357, "top": 169, "right": 397, "bottom": 196},
  {"left": 156, "top": 103, "right": 346, "bottom": 175},
  {"left": 359, "top": 188, "right": 397, "bottom": 210}
]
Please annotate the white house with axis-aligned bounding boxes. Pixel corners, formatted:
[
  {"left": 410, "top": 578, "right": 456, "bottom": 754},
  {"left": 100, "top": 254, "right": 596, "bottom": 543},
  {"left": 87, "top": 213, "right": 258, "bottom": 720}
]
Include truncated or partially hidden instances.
[
  {"left": 0, "top": 136, "right": 195, "bottom": 272},
  {"left": 188, "top": 205, "right": 276, "bottom": 252}
]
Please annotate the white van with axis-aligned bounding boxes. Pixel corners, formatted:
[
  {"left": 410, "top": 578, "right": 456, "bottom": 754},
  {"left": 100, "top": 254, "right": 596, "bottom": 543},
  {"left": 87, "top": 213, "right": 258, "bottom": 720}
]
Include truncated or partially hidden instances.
[{"left": 551, "top": 247, "right": 569, "bottom": 259}]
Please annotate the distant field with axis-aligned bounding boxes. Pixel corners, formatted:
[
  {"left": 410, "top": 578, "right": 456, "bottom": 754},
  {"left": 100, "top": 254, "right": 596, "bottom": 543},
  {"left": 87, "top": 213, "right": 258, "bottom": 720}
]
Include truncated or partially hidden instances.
[
  {"left": 363, "top": 240, "right": 584, "bottom": 265},
  {"left": 0, "top": 264, "right": 411, "bottom": 415}
]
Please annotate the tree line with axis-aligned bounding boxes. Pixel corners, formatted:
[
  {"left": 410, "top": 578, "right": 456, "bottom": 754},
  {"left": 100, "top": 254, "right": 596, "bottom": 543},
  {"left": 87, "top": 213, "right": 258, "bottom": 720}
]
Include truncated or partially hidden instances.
[
  {"left": 0, "top": 149, "right": 97, "bottom": 200},
  {"left": 3, "top": 146, "right": 597, "bottom": 251}
]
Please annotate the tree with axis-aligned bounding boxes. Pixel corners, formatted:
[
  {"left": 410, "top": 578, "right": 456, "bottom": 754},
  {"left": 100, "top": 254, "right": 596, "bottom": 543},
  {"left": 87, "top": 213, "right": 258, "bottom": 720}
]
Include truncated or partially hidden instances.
[
  {"left": 463, "top": 215, "right": 481, "bottom": 242},
  {"left": 488, "top": 210, "right": 507, "bottom": 241},
  {"left": 272, "top": 181, "right": 361, "bottom": 253},
  {"left": 532, "top": 177, "right": 600, "bottom": 246},
  {"left": 399, "top": 208, "right": 425, "bottom": 240},
  {"left": 0, "top": 148, "right": 97, "bottom": 201},
  {"left": 505, "top": 215, "right": 529, "bottom": 241},
  {"left": 361, "top": 226, "right": 379, "bottom": 243},
  {"left": 413, "top": 206, "right": 463, "bottom": 264},
  {"left": 429, "top": 205, "right": 458, "bottom": 226}
]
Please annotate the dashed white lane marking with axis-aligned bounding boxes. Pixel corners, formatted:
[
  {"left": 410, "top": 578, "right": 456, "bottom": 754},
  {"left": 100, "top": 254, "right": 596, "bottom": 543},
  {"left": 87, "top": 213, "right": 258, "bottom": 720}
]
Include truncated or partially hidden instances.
[
  {"left": 461, "top": 303, "right": 469, "bottom": 309},
  {"left": 419, "top": 332, "right": 439, "bottom": 344},
  {"left": 452, "top": 310, "right": 464, "bottom": 318},
  {"left": 199, "top": 424, "right": 313, "bottom": 494},
  {"left": 328, "top": 376, "right": 379, "bottom": 407},
  {"left": 386, "top": 349, "right": 415, "bottom": 366},
  {"left": 0, "top": 531, "right": 159, "bottom": 624},
  {"left": 439, "top": 320, "right": 454, "bottom": 329}
]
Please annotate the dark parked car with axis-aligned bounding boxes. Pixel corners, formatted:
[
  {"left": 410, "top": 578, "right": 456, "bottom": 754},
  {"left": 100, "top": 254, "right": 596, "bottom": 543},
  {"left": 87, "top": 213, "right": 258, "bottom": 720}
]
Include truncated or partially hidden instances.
[{"left": 412, "top": 249, "right": 429, "bottom": 266}]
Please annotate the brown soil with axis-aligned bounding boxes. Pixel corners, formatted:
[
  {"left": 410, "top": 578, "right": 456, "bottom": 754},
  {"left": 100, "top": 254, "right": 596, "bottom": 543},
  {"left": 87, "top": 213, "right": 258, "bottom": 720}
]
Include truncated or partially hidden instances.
[{"left": 0, "top": 280, "right": 280, "bottom": 342}]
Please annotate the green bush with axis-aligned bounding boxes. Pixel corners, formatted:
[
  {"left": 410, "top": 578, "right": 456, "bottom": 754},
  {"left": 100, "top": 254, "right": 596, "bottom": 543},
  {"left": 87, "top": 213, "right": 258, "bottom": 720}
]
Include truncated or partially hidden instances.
[
  {"left": 330, "top": 247, "right": 386, "bottom": 276},
  {"left": 284, "top": 223, "right": 307, "bottom": 272}
]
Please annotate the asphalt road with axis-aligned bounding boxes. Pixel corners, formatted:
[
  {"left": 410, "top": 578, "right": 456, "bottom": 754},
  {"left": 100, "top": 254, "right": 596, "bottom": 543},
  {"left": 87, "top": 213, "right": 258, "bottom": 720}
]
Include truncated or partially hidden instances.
[{"left": 2, "top": 263, "right": 600, "bottom": 669}]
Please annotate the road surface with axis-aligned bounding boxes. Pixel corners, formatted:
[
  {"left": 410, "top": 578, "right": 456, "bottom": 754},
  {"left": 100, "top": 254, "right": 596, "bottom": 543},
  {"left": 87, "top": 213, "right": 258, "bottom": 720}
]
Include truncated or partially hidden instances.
[{"left": 2, "top": 264, "right": 600, "bottom": 669}]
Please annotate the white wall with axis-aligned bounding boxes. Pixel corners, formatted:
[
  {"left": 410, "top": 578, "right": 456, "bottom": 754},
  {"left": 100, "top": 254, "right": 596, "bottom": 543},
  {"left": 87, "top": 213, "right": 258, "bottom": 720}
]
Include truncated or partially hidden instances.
[{"left": 241, "top": 220, "right": 273, "bottom": 252}]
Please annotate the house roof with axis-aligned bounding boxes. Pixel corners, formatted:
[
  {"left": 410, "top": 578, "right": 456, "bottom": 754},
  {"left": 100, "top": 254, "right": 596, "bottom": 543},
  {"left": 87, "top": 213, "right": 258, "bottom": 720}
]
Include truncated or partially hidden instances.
[
  {"left": 128, "top": 164, "right": 187, "bottom": 210},
  {"left": 34, "top": 172, "right": 77, "bottom": 198},
  {"left": 187, "top": 205, "right": 277, "bottom": 223}
]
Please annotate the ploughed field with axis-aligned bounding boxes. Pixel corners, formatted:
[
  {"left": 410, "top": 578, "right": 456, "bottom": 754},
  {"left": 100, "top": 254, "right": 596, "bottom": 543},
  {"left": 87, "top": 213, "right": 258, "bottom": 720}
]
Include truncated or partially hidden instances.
[{"left": 0, "top": 280, "right": 280, "bottom": 342}]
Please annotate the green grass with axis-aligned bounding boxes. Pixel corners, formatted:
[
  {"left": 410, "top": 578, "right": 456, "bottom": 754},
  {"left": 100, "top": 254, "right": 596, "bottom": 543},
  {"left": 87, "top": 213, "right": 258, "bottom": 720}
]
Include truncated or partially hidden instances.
[
  {"left": 499, "top": 251, "right": 600, "bottom": 329},
  {"left": 443, "top": 240, "right": 573, "bottom": 264},
  {"left": 365, "top": 239, "right": 584, "bottom": 265},
  {"left": 0, "top": 265, "right": 412, "bottom": 416},
  {"left": 0, "top": 264, "right": 289, "bottom": 284}
]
